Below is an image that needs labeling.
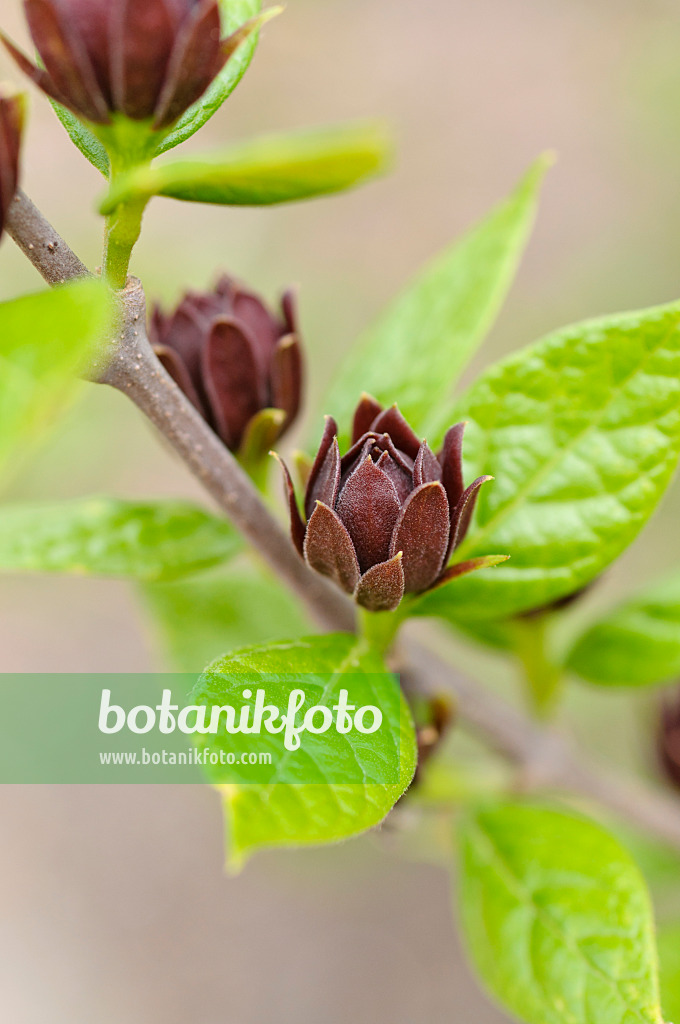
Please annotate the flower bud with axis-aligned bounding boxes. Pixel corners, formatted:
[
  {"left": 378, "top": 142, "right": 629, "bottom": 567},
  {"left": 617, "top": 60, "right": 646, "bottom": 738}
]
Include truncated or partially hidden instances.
[
  {"left": 0, "top": 87, "right": 24, "bottom": 242},
  {"left": 659, "top": 692, "right": 680, "bottom": 791},
  {"left": 277, "top": 396, "right": 495, "bottom": 612},
  {"left": 149, "top": 274, "right": 303, "bottom": 458},
  {"left": 2, "top": 0, "right": 262, "bottom": 130}
]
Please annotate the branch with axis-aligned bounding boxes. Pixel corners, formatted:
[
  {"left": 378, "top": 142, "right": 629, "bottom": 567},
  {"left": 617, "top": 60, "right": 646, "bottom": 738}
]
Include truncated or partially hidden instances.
[{"left": 9, "top": 191, "right": 680, "bottom": 853}]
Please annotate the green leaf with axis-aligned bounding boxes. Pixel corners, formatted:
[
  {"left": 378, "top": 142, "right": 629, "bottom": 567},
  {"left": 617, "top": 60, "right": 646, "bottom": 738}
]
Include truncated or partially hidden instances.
[
  {"left": 322, "top": 155, "right": 550, "bottom": 449},
  {"left": 458, "top": 801, "right": 663, "bottom": 1024},
  {"left": 193, "top": 634, "right": 417, "bottom": 866},
  {"left": 99, "top": 122, "right": 392, "bottom": 212},
  {"left": 0, "top": 498, "right": 239, "bottom": 582},
  {"left": 144, "top": 563, "right": 310, "bottom": 670},
  {"left": 566, "top": 571, "right": 680, "bottom": 687},
  {"left": 417, "top": 301, "right": 680, "bottom": 623},
  {"left": 155, "top": 0, "right": 264, "bottom": 157},
  {"left": 0, "top": 280, "right": 113, "bottom": 482},
  {"left": 51, "top": 102, "right": 110, "bottom": 177},
  {"left": 657, "top": 923, "right": 680, "bottom": 1024}
]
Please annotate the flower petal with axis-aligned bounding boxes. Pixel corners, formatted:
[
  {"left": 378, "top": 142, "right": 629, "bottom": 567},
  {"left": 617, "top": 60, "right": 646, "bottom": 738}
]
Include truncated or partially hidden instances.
[
  {"left": 110, "top": 0, "right": 176, "bottom": 120},
  {"left": 371, "top": 404, "right": 421, "bottom": 460},
  {"left": 376, "top": 450, "right": 412, "bottom": 503},
  {"left": 413, "top": 441, "right": 442, "bottom": 486},
  {"left": 355, "top": 553, "right": 405, "bottom": 612},
  {"left": 352, "top": 393, "right": 383, "bottom": 443},
  {"left": 304, "top": 416, "right": 339, "bottom": 518},
  {"left": 154, "top": 343, "right": 208, "bottom": 418},
  {"left": 304, "top": 501, "right": 360, "bottom": 594},
  {"left": 281, "top": 287, "right": 299, "bottom": 335},
  {"left": 449, "top": 475, "right": 493, "bottom": 556},
  {"left": 336, "top": 456, "right": 401, "bottom": 572},
  {"left": 272, "top": 453, "right": 306, "bottom": 555},
  {"left": 270, "top": 334, "right": 303, "bottom": 429},
  {"left": 153, "top": 0, "right": 223, "bottom": 128},
  {"left": 24, "top": 0, "right": 110, "bottom": 122},
  {"left": 439, "top": 422, "right": 466, "bottom": 515},
  {"left": 390, "top": 482, "right": 450, "bottom": 592},
  {"left": 202, "top": 317, "right": 264, "bottom": 450},
  {"left": 432, "top": 554, "right": 509, "bottom": 590}
]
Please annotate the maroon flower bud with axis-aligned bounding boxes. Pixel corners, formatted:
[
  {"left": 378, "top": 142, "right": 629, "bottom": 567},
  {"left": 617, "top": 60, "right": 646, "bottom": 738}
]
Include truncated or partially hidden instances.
[
  {"left": 149, "top": 274, "right": 303, "bottom": 457},
  {"left": 277, "top": 396, "right": 495, "bottom": 612},
  {"left": 659, "top": 692, "right": 680, "bottom": 792},
  {"left": 0, "top": 88, "right": 24, "bottom": 241},
  {"left": 2, "top": 0, "right": 262, "bottom": 130}
]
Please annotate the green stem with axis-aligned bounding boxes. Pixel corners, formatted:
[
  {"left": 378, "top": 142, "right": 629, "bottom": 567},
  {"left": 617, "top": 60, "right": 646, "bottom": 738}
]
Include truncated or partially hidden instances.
[
  {"left": 103, "top": 196, "right": 147, "bottom": 290},
  {"left": 357, "top": 607, "right": 404, "bottom": 658},
  {"left": 512, "top": 615, "right": 563, "bottom": 720}
]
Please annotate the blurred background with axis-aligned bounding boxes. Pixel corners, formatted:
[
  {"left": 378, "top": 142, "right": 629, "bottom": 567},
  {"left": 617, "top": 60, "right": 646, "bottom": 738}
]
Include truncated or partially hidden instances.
[{"left": 2, "top": 0, "right": 680, "bottom": 1020}]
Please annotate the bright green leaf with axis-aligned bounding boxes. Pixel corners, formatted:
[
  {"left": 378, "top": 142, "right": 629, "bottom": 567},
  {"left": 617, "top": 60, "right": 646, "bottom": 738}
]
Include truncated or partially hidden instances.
[
  {"left": 193, "top": 634, "right": 416, "bottom": 866},
  {"left": 155, "top": 0, "right": 264, "bottom": 157},
  {"left": 657, "top": 923, "right": 680, "bottom": 1024},
  {"left": 0, "top": 279, "right": 113, "bottom": 482},
  {"left": 144, "top": 563, "right": 311, "bottom": 670},
  {"left": 52, "top": 103, "right": 110, "bottom": 177},
  {"left": 458, "top": 801, "right": 663, "bottom": 1024},
  {"left": 99, "top": 122, "right": 392, "bottom": 212},
  {"left": 566, "top": 571, "right": 680, "bottom": 687},
  {"left": 0, "top": 498, "right": 239, "bottom": 582},
  {"left": 417, "top": 301, "right": 680, "bottom": 623},
  {"left": 322, "top": 155, "right": 550, "bottom": 449}
]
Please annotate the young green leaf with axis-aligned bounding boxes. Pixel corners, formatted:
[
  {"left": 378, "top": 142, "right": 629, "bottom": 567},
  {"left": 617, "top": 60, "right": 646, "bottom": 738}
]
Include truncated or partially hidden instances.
[
  {"left": 155, "top": 0, "right": 264, "bottom": 157},
  {"left": 99, "top": 122, "right": 392, "bottom": 212},
  {"left": 566, "top": 571, "right": 680, "bottom": 687},
  {"left": 417, "top": 301, "right": 680, "bottom": 623},
  {"left": 144, "top": 564, "right": 311, "bottom": 670},
  {"left": 51, "top": 103, "right": 110, "bottom": 177},
  {"left": 193, "top": 634, "right": 417, "bottom": 866},
  {"left": 322, "top": 155, "right": 550, "bottom": 449},
  {"left": 657, "top": 922, "right": 680, "bottom": 1024},
  {"left": 0, "top": 280, "right": 112, "bottom": 482},
  {"left": 0, "top": 498, "right": 240, "bottom": 581},
  {"left": 458, "top": 801, "right": 663, "bottom": 1024}
]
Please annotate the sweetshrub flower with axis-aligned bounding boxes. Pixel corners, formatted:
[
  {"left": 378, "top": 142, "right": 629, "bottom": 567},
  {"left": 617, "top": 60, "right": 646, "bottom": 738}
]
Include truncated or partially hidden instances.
[
  {"left": 0, "top": 87, "right": 25, "bottom": 241},
  {"left": 278, "top": 395, "right": 497, "bottom": 612},
  {"left": 659, "top": 693, "right": 680, "bottom": 791},
  {"left": 149, "top": 274, "right": 303, "bottom": 457},
  {"left": 2, "top": 0, "right": 260, "bottom": 130}
]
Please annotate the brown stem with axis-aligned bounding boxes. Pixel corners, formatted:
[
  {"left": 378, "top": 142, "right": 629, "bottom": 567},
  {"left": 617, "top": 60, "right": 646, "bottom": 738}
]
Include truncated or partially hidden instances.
[{"left": 9, "top": 191, "right": 680, "bottom": 853}]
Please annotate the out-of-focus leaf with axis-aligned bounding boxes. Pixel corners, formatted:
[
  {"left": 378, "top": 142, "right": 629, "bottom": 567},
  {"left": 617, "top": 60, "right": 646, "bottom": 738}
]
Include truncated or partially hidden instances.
[
  {"left": 156, "top": 0, "right": 264, "bottom": 156},
  {"left": 144, "top": 563, "right": 311, "bottom": 670},
  {"left": 322, "top": 156, "right": 550, "bottom": 449},
  {"left": 99, "top": 122, "right": 392, "bottom": 212},
  {"left": 459, "top": 801, "right": 663, "bottom": 1024},
  {"left": 0, "top": 279, "right": 113, "bottom": 481},
  {"left": 566, "top": 571, "right": 680, "bottom": 687},
  {"left": 194, "top": 634, "right": 416, "bottom": 866},
  {"left": 657, "top": 923, "right": 680, "bottom": 1024},
  {"left": 416, "top": 301, "right": 680, "bottom": 623},
  {"left": 0, "top": 498, "right": 239, "bottom": 581}
]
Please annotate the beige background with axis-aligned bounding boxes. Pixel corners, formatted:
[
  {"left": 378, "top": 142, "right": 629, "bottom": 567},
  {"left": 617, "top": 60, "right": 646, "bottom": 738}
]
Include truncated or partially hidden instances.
[{"left": 1, "top": 0, "right": 680, "bottom": 1020}]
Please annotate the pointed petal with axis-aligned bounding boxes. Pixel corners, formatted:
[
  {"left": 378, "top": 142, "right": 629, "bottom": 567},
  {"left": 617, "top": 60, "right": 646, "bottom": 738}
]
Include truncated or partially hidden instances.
[
  {"left": 232, "top": 287, "right": 280, "bottom": 372},
  {"left": 110, "top": 0, "right": 176, "bottom": 120},
  {"left": 61, "top": 0, "right": 114, "bottom": 104},
  {"left": 376, "top": 450, "right": 412, "bottom": 502},
  {"left": 281, "top": 286, "right": 299, "bottom": 335},
  {"left": 202, "top": 317, "right": 264, "bottom": 450},
  {"left": 160, "top": 300, "right": 209, "bottom": 399},
  {"left": 336, "top": 456, "right": 401, "bottom": 572},
  {"left": 272, "top": 452, "right": 306, "bottom": 555},
  {"left": 0, "top": 33, "right": 73, "bottom": 110},
  {"left": 153, "top": 0, "right": 223, "bottom": 128},
  {"left": 449, "top": 475, "right": 493, "bottom": 556},
  {"left": 371, "top": 405, "right": 421, "bottom": 460},
  {"left": 413, "top": 441, "right": 442, "bottom": 486},
  {"left": 439, "top": 422, "right": 466, "bottom": 513},
  {"left": 305, "top": 435, "right": 340, "bottom": 520},
  {"left": 220, "top": 7, "right": 282, "bottom": 62},
  {"left": 352, "top": 393, "right": 383, "bottom": 443},
  {"left": 270, "top": 334, "right": 303, "bottom": 429},
  {"left": 24, "top": 0, "right": 110, "bottom": 122},
  {"left": 356, "top": 554, "right": 405, "bottom": 612},
  {"left": 304, "top": 416, "right": 339, "bottom": 518},
  {"left": 304, "top": 502, "right": 360, "bottom": 595},
  {"left": 0, "top": 93, "right": 23, "bottom": 230},
  {"left": 154, "top": 343, "right": 208, "bottom": 418},
  {"left": 431, "top": 555, "right": 509, "bottom": 590},
  {"left": 389, "top": 482, "right": 450, "bottom": 593}
]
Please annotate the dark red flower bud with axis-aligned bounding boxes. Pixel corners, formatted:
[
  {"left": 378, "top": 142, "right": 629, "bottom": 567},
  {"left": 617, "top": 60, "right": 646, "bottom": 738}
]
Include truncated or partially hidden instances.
[
  {"left": 277, "top": 396, "right": 494, "bottom": 612},
  {"left": 0, "top": 88, "right": 24, "bottom": 242},
  {"left": 2, "top": 0, "right": 261, "bottom": 129},
  {"left": 149, "top": 274, "right": 303, "bottom": 458},
  {"left": 659, "top": 692, "right": 680, "bottom": 791}
]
